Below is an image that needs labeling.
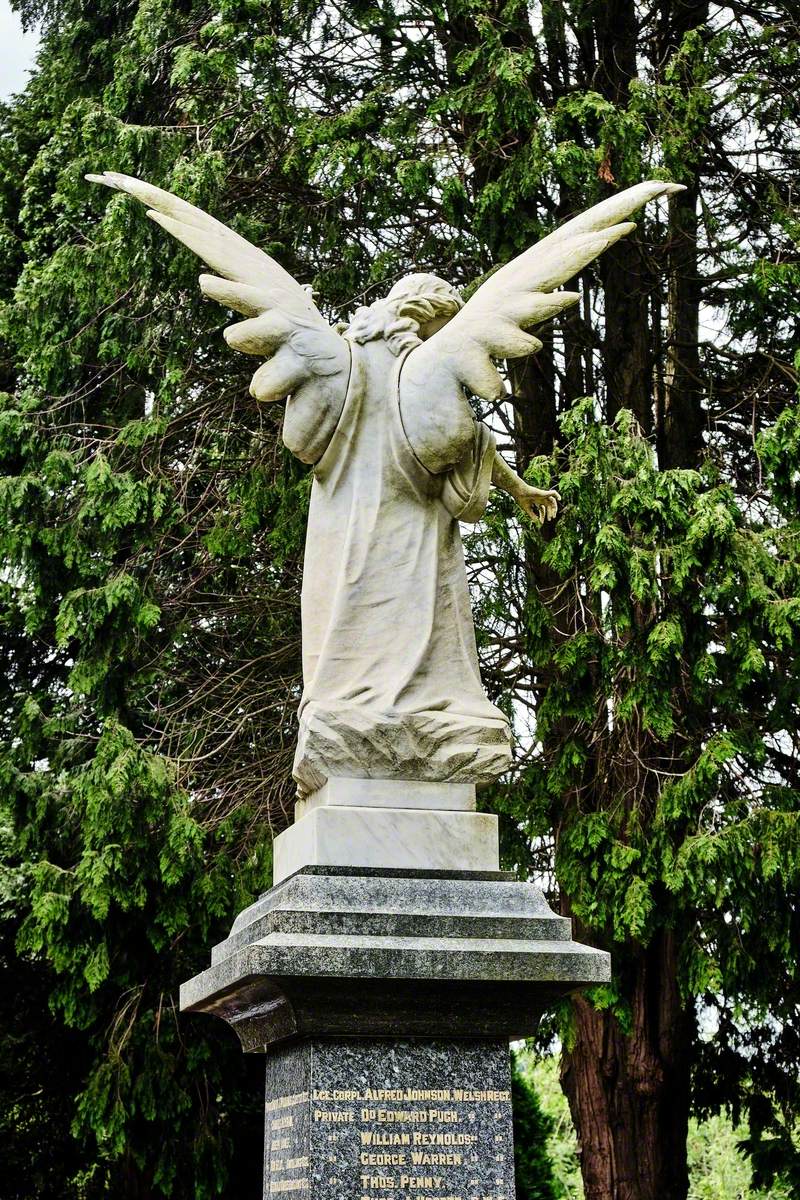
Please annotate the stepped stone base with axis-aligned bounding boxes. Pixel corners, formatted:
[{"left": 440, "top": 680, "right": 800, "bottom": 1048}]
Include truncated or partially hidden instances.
[
  {"left": 180, "top": 866, "right": 610, "bottom": 1051},
  {"left": 182, "top": 864, "right": 609, "bottom": 1197}
]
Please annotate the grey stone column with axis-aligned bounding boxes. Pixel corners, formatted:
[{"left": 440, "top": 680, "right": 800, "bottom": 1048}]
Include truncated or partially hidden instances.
[
  {"left": 264, "top": 1038, "right": 514, "bottom": 1200},
  {"left": 180, "top": 866, "right": 609, "bottom": 1199}
]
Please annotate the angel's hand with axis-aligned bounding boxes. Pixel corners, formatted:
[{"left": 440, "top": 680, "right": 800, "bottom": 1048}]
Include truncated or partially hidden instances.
[{"left": 515, "top": 484, "right": 561, "bottom": 524}]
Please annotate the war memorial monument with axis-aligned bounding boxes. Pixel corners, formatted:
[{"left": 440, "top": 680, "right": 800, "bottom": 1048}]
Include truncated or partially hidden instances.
[{"left": 89, "top": 171, "right": 683, "bottom": 1198}]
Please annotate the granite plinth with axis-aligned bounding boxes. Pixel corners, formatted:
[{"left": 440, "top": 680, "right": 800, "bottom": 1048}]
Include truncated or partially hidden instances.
[
  {"left": 263, "top": 1038, "right": 515, "bottom": 1200},
  {"left": 180, "top": 868, "right": 610, "bottom": 1051},
  {"left": 272, "top": 807, "right": 499, "bottom": 883}
]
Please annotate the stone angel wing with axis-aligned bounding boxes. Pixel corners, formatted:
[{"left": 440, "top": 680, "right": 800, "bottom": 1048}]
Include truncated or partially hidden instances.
[
  {"left": 399, "top": 180, "right": 685, "bottom": 473},
  {"left": 86, "top": 172, "right": 350, "bottom": 463}
]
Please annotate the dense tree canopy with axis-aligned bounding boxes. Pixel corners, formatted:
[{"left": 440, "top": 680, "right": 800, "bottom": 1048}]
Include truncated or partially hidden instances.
[{"left": 0, "top": 0, "right": 798, "bottom": 1197}]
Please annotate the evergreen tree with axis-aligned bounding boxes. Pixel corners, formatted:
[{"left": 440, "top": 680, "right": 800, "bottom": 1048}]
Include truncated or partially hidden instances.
[
  {"left": 512, "top": 1062, "right": 558, "bottom": 1200},
  {"left": 0, "top": 0, "right": 798, "bottom": 1197}
]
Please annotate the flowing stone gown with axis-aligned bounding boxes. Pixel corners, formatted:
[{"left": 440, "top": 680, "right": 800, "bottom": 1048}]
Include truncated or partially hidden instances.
[
  {"left": 85, "top": 173, "right": 684, "bottom": 806},
  {"left": 293, "top": 336, "right": 512, "bottom": 797}
]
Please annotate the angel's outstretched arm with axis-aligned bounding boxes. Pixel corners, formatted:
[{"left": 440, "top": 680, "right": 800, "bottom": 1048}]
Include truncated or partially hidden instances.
[
  {"left": 86, "top": 172, "right": 350, "bottom": 464},
  {"left": 490, "top": 451, "right": 560, "bottom": 523},
  {"left": 399, "top": 180, "right": 685, "bottom": 476}
]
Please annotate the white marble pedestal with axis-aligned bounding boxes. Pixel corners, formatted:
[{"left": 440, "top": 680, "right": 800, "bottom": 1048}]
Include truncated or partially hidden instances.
[{"left": 272, "top": 778, "right": 500, "bottom": 883}]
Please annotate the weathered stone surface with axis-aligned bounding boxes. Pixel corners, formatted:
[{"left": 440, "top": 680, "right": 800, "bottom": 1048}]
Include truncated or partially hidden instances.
[
  {"left": 180, "top": 868, "right": 610, "bottom": 1050},
  {"left": 272, "top": 807, "right": 499, "bottom": 882},
  {"left": 263, "top": 1038, "right": 515, "bottom": 1200},
  {"left": 224, "top": 869, "right": 569, "bottom": 953}
]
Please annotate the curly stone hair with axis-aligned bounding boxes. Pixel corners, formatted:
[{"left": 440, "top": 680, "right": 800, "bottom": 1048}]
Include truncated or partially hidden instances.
[{"left": 344, "top": 273, "right": 464, "bottom": 356}]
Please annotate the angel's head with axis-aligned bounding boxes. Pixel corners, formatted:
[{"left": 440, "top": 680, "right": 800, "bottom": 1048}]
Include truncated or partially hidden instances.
[{"left": 345, "top": 273, "right": 463, "bottom": 356}]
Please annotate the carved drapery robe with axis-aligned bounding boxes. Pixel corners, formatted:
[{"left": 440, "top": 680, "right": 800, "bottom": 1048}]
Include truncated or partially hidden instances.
[
  {"left": 85, "top": 174, "right": 684, "bottom": 800},
  {"left": 292, "top": 337, "right": 512, "bottom": 797}
]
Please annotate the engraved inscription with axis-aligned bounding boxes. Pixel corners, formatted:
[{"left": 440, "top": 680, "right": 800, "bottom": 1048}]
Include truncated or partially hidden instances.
[
  {"left": 263, "top": 1041, "right": 515, "bottom": 1200},
  {"left": 265, "top": 1086, "right": 311, "bottom": 1195}
]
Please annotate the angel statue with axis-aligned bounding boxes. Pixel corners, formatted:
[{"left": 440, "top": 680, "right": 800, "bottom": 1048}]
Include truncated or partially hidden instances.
[{"left": 88, "top": 172, "right": 682, "bottom": 798}]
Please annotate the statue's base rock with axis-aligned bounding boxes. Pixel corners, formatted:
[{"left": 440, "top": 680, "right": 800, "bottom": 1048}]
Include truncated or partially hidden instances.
[{"left": 293, "top": 705, "right": 512, "bottom": 801}]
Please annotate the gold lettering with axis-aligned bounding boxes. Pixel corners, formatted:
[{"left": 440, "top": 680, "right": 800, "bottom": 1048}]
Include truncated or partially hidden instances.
[
  {"left": 452, "top": 1088, "right": 510, "bottom": 1103},
  {"left": 398, "top": 1176, "right": 445, "bottom": 1190},
  {"left": 265, "top": 1092, "right": 309, "bottom": 1114},
  {"left": 412, "top": 1132, "right": 476, "bottom": 1146},
  {"left": 360, "top": 1131, "right": 411, "bottom": 1146},
  {"left": 411, "top": 1151, "right": 463, "bottom": 1166},
  {"left": 377, "top": 1109, "right": 428, "bottom": 1123}
]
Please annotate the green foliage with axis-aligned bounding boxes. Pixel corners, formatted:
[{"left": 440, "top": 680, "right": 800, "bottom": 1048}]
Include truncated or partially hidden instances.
[
  {"left": 516, "top": 1053, "right": 793, "bottom": 1200},
  {"left": 688, "top": 1113, "right": 792, "bottom": 1200},
  {"left": 1, "top": 0, "right": 799, "bottom": 1195},
  {"left": 517, "top": 399, "right": 798, "bottom": 945},
  {"left": 511, "top": 1058, "right": 557, "bottom": 1200},
  {"left": 484, "top": 397, "right": 800, "bottom": 1188}
]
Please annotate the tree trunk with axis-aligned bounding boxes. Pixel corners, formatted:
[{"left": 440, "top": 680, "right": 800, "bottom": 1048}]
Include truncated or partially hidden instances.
[
  {"left": 661, "top": 184, "right": 703, "bottom": 467},
  {"left": 557, "top": 3, "right": 706, "bottom": 1196},
  {"left": 509, "top": 337, "right": 558, "bottom": 469},
  {"left": 660, "top": 0, "right": 709, "bottom": 468},
  {"left": 561, "top": 929, "right": 694, "bottom": 1200},
  {"left": 594, "top": 0, "right": 655, "bottom": 435},
  {"left": 600, "top": 237, "right": 655, "bottom": 434}
]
